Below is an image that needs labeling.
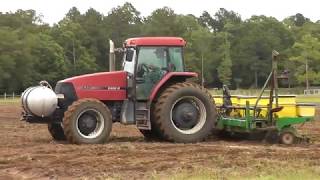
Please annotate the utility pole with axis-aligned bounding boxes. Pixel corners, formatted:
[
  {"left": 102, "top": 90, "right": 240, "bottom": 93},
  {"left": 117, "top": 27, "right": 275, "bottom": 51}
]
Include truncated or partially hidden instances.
[
  {"left": 72, "top": 39, "right": 76, "bottom": 75},
  {"left": 272, "top": 50, "right": 279, "bottom": 107},
  {"left": 201, "top": 52, "right": 204, "bottom": 88},
  {"left": 306, "top": 59, "right": 309, "bottom": 90}
]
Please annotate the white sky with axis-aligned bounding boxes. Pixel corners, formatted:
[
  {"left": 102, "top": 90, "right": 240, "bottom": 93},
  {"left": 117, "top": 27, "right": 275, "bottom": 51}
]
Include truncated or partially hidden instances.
[{"left": 1, "top": 0, "right": 319, "bottom": 25}]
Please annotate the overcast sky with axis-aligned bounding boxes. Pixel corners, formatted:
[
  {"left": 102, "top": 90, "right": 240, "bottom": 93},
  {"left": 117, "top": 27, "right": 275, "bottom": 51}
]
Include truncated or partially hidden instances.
[{"left": 1, "top": 0, "right": 319, "bottom": 24}]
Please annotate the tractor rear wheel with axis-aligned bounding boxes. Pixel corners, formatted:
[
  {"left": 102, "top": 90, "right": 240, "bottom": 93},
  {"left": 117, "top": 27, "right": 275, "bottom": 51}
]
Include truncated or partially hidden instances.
[
  {"left": 152, "top": 82, "right": 217, "bottom": 143},
  {"left": 63, "top": 98, "right": 112, "bottom": 144},
  {"left": 48, "top": 123, "right": 66, "bottom": 141}
]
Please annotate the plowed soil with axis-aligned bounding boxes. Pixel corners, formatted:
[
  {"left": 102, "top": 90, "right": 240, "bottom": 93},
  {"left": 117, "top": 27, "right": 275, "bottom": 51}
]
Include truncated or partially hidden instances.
[{"left": 0, "top": 104, "right": 320, "bottom": 179}]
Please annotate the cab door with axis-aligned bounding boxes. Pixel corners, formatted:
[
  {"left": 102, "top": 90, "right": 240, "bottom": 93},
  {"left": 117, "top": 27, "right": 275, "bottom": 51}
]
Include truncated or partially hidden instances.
[{"left": 135, "top": 46, "right": 168, "bottom": 100}]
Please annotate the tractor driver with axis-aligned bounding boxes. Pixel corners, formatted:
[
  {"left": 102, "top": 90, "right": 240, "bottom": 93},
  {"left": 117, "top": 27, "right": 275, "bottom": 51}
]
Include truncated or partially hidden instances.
[{"left": 136, "top": 47, "right": 167, "bottom": 84}]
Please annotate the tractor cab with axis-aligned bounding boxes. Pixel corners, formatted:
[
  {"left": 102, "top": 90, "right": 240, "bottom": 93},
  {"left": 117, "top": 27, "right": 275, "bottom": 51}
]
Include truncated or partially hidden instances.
[{"left": 121, "top": 37, "right": 185, "bottom": 100}]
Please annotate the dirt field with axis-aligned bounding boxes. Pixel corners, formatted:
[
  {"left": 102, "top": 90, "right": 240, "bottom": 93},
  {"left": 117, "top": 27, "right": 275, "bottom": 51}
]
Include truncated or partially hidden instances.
[{"left": 0, "top": 104, "right": 320, "bottom": 179}]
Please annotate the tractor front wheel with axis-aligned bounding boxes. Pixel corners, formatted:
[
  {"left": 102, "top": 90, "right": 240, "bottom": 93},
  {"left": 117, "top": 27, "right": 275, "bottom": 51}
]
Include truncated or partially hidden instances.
[
  {"left": 63, "top": 98, "right": 112, "bottom": 144},
  {"left": 152, "top": 82, "right": 217, "bottom": 143}
]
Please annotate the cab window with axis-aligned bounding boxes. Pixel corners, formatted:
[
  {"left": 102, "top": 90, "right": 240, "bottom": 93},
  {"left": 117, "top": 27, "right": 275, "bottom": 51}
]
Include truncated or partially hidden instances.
[
  {"left": 168, "top": 47, "right": 184, "bottom": 72},
  {"left": 137, "top": 47, "right": 167, "bottom": 69},
  {"left": 136, "top": 47, "right": 167, "bottom": 78}
]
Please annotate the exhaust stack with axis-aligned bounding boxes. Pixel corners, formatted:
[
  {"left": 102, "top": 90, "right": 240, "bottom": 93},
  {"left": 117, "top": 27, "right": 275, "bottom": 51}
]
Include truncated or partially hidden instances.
[{"left": 109, "top": 40, "right": 115, "bottom": 71}]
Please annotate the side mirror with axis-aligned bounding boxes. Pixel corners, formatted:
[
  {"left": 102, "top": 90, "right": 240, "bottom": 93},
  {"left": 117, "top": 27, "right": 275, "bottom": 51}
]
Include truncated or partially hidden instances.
[{"left": 126, "top": 49, "right": 134, "bottom": 62}]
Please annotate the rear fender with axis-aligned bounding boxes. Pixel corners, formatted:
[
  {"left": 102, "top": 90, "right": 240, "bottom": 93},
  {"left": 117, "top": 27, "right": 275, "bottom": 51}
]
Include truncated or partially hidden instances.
[{"left": 149, "top": 72, "right": 198, "bottom": 101}]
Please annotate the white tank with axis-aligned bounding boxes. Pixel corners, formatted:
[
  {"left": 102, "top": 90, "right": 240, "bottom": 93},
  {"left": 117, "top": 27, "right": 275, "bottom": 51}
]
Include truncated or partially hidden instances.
[{"left": 21, "top": 85, "right": 58, "bottom": 117}]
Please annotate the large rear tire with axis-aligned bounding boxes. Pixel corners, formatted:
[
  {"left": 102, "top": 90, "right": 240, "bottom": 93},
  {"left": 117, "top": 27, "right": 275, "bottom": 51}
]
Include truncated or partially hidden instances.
[
  {"left": 63, "top": 98, "right": 112, "bottom": 144},
  {"left": 152, "top": 82, "right": 217, "bottom": 143},
  {"left": 48, "top": 123, "right": 66, "bottom": 141}
]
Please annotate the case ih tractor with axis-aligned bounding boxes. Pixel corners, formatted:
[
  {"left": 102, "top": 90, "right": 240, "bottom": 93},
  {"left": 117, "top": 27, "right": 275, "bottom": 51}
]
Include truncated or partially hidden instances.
[{"left": 21, "top": 37, "right": 217, "bottom": 144}]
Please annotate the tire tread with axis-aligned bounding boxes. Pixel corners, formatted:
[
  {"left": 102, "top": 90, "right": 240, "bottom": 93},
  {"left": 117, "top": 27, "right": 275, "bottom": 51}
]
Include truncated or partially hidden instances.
[
  {"left": 63, "top": 98, "right": 112, "bottom": 144},
  {"left": 152, "top": 82, "right": 217, "bottom": 142}
]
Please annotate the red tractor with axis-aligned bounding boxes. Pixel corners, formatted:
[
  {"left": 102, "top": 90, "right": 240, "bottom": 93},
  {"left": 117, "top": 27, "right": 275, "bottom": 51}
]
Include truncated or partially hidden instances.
[{"left": 21, "top": 37, "right": 217, "bottom": 144}]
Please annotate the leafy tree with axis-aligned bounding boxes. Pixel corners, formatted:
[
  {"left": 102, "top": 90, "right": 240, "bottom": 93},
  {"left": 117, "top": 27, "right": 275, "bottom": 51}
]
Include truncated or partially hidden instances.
[
  {"left": 0, "top": 10, "right": 46, "bottom": 92},
  {"left": 0, "top": 27, "right": 21, "bottom": 92},
  {"left": 104, "top": 2, "right": 142, "bottom": 69},
  {"left": 51, "top": 18, "right": 96, "bottom": 76},
  {"left": 1, "top": 5, "right": 320, "bottom": 93},
  {"left": 198, "top": 8, "right": 241, "bottom": 32},
  {"left": 198, "top": 11, "right": 215, "bottom": 31},
  {"left": 213, "top": 8, "right": 241, "bottom": 32},
  {"left": 105, "top": 2, "right": 141, "bottom": 43},
  {"left": 81, "top": 8, "right": 107, "bottom": 70},
  {"left": 217, "top": 33, "right": 232, "bottom": 85},
  {"left": 283, "top": 13, "right": 310, "bottom": 27},
  {"left": 30, "top": 33, "right": 66, "bottom": 83},
  {"left": 143, "top": 7, "right": 179, "bottom": 36},
  {"left": 231, "top": 16, "right": 294, "bottom": 87},
  {"left": 290, "top": 34, "right": 320, "bottom": 86},
  {"left": 65, "top": 7, "right": 82, "bottom": 22}
]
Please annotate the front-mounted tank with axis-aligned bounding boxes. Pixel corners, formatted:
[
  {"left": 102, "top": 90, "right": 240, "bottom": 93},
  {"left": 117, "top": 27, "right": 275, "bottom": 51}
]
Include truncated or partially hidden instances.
[{"left": 21, "top": 81, "right": 58, "bottom": 118}]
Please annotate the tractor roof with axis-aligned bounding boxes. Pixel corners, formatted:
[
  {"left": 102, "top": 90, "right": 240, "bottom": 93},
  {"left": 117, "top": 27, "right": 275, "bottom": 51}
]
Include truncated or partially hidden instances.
[{"left": 125, "top": 37, "right": 186, "bottom": 47}]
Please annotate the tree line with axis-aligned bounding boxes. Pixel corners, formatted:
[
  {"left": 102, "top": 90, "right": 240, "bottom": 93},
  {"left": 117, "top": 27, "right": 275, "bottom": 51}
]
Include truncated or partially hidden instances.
[{"left": 1, "top": 2, "right": 320, "bottom": 93}]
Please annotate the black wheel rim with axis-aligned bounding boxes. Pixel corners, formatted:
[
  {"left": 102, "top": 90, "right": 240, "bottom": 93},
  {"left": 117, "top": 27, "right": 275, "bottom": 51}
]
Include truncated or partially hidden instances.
[
  {"left": 170, "top": 96, "right": 207, "bottom": 134},
  {"left": 76, "top": 109, "right": 104, "bottom": 139}
]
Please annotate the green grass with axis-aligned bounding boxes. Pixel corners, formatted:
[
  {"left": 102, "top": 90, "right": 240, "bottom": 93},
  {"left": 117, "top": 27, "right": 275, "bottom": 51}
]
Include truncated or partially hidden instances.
[
  {"left": 151, "top": 166, "right": 320, "bottom": 180},
  {"left": 0, "top": 98, "right": 20, "bottom": 105}
]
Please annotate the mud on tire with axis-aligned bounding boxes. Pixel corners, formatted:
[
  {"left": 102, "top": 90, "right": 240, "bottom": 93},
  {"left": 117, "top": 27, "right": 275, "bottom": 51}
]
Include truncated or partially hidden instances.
[
  {"left": 63, "top": 98, "right": 112, "bottom": 144},
  {"left": 152, "top": 82, "right": 217, "bottom": 143}
]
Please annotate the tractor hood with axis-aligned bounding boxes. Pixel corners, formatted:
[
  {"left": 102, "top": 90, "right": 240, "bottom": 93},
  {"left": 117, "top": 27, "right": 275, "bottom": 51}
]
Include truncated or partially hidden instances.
[{"left": 59, "top": 71, "right": 127, "bottom": 100}]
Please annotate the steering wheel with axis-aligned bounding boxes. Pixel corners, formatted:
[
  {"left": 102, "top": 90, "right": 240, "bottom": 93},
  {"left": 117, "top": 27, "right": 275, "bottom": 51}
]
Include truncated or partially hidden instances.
[{"left": 137, "top": 63, "right": 151, "bottom": 77}]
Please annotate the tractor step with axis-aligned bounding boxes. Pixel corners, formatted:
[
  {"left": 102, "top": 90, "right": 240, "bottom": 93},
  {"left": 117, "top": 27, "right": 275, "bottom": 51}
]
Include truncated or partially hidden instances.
[{"left": 135, "top": 102, "right": 151, "bottom": 130}]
